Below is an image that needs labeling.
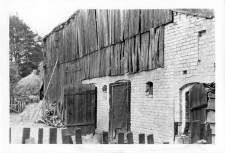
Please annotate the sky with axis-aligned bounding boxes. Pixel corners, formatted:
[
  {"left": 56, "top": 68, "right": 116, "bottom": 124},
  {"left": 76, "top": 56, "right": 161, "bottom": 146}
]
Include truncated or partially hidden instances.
[{"left": 9, "top": 0, "right": 78, "bottom": 37}]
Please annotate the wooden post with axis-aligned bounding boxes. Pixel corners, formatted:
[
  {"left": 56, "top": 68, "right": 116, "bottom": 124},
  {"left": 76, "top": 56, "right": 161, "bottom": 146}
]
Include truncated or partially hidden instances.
[
  {"left": 49, "top": 128, "right": 57, "bottom": 144},
  {"left": 174, "top": 136, "right": 183, "bottom": 144},
  {"left": 25, "top": 138, "right": 35, "bottom": 144},
  {"left": 75, "top": 128, "right": 82, "bottom": 144},
  {"left": 190, "top": 120, "right": 200, "bottom": 144},
  {"left": 62, "top": 135, "right": 73, "bottom": 144},
  {"left": 38, "top": 128, "right": 43, "bottom": 144},
  {"left": 102, "top": 131, "right": 108, "bottom": 144},
  {"left": 117, "top": 132, "right": 124, "bottom": 144},
  {"left": 206, "top": 124, "right": 212, "bottom": 144},
  {"left": 174, "top": 122, "right": 178, "bottom": 141},
  {"left": 22, "top": 128, "right": 30, "bottom": 144},
  {"left": 183, "top": 136, "right": 190, "bottom": 144},
  {"left": 9, "top": 128, "right": 11, "bottom": 144},
  {"left": 139, "top": 134, "right": 145, "bottom": 144},
  {"left": 127, "top": 132, "right": 134, "bottom": 144},
  {"left": 147, "top": 134, "right": 154, "bottom": 144}
]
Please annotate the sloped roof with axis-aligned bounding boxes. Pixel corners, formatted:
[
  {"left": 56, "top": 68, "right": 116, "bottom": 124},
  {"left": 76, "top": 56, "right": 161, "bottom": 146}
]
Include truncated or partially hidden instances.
[
  {"left": 173, "top": 9, "right": 214, "bottom": 19},
  {"left": 43, "top": 9, "right": 214, "bottom": 41}
]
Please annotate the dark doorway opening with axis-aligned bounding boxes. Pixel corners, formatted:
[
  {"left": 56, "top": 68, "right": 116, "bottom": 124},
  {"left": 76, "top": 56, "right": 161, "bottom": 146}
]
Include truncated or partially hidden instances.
[{"left": 108, "top": 80, "right": 131, "bottom": 140}]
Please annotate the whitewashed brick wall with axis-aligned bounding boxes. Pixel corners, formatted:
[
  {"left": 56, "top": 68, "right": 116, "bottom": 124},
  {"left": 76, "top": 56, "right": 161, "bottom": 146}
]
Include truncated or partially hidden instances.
[{"left": 82, "top": 12, "right": 215, "bottom": 144}]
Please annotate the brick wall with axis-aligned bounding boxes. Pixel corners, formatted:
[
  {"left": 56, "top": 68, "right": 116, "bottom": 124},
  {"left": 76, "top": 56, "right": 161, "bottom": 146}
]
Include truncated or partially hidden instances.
[{"left": 82, "top": 12, "right": 215, "bottom": 144}]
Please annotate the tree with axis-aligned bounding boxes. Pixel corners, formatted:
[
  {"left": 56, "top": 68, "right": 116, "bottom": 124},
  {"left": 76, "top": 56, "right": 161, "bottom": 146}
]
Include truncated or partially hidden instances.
[
  {"left": 10, "top": 61, "right": 21, "bottom": 95},
  {"left": 9, "top": 15, "right": 43, "bottom": 78}
]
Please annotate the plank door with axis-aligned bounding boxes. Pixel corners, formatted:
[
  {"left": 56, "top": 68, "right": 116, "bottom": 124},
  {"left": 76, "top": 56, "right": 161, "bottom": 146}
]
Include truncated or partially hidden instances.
[
  {"left": 109, "top": 80, "right": 131, "bottom": 139},
  {"left": 64, "top": 84, "right": 97, "bottom": 135},
  {"left": 189, "top": 83, "right": 208, "bottom": 143}
]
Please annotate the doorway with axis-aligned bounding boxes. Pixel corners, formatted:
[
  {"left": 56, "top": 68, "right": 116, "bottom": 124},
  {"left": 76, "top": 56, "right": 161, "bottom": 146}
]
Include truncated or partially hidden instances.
[{"left": 108, "top": 80, "right": 131, "bottom": 140}]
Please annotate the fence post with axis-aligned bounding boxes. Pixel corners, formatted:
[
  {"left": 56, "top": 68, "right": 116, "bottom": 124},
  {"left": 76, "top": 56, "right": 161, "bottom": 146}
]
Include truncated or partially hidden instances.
[
  {"left": 38, "top": 128, "right": 43, "bottom": 144},
  {"left": 118, "top": 132, "right": 124, "bottom": 144},
  {"left": 102, "top": 131, "right": 108, "bottom": 144},
  {"left": 49, "top": 128, "right": 57, "bottom": 144},
  {"left": 206, "top": 124, "right": 212, "bottom": 144},
  {"left": 25, "top": 138, "right": 35, "bottom": 144},
  {"left": 22, "top": 128, "right": 30, "bottom": 144},
  {"left": 139, "top": 134, "right": 145, "bottom": 144},
  {"left": 147, "top": 134, "right": 154, "bottom": 144},
  {"left": 62, "top": 135, "right": 73, "bottom": 144},
  {"left": 127, "top": 132, "right": 133, "bottom": 144},
  {"left": 75, "top": 128, "right": 82, "bottom": 144},
  {"left": 9, "top": 128, "right": 11, "bottom": 144}
]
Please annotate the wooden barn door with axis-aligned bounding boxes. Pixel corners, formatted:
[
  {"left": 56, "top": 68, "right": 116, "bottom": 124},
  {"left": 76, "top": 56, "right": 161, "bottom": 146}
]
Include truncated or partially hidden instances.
[
  {"left": 189, "top": 83, "right": 208, "bottom": 143},
  {"left": 64, "top": 84, "right": 97, "bottom": 135},
  {"left": 109, "top": 80, "right": 131, "bottom": 140}
]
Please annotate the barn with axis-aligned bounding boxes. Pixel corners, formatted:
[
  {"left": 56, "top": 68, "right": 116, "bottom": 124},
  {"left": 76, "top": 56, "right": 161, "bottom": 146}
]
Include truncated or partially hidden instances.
[{"left": 43, "top": 9, "right": 215, "bottom": 144}]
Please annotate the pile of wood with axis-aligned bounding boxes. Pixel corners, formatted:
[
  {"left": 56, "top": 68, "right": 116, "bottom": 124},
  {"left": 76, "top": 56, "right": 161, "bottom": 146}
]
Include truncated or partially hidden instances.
[{"left": 40, "top": 101, "right": 64, "bottom": 127}]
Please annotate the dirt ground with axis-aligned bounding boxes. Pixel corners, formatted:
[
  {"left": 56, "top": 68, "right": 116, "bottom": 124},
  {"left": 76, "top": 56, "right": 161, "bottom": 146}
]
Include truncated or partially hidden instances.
[{"left": 10, "top": 113, "right": 101, "bottom": 144}]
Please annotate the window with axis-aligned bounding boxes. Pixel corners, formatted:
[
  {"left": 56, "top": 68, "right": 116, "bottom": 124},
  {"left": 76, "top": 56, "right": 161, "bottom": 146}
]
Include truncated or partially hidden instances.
[
  {"left": 146, "top": 82, "right": 153, "bottom": 96},
  {"left": 102, "top": 85, "right": 107, "bottom": 93}
]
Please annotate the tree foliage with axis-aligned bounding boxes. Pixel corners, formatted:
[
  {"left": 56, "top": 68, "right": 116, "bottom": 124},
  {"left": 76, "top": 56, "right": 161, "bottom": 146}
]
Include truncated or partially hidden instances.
[{"left": 9, "top": 15, "right": 43, "bottom": 78}]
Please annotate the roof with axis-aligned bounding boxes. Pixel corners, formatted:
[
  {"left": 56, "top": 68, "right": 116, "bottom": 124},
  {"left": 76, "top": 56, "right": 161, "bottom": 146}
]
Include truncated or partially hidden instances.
[
  {"left": 173, "top": 9, "right": 214, "bottom": 19},
  {"left": 43, "top": 9, "right": 214, "bottom": 41}
]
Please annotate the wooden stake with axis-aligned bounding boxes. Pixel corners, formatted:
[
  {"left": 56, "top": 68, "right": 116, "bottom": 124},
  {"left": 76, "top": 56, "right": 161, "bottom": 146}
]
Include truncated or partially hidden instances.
[
  {"left": 49, "top": 128, "right": 57, "bottom": 144},
  {"left": 147, "top": 134, "right": 154, "bottom": 144},
  {"left": 25, "top": 138, "right": 35, "bottom": 144},
  {"left": 75, "top": 128, "right": 82, "bottom": 144},
  {"left": 62, "top": 135, "right": 73, "bottom": 144},
  {"left": 22, "top": 128, "right": 30, "bottom": 144},
  {"left": 102, "top": 131, "right": 108, "bottom": 144},
  {"left": 139, "top": 133, "right": 145, "bottom": 144},
  {"left": 117, "top": 132, "right": 124, "bottom": 144},
  {"left": 38, "top": 128, "right": 43, "bottom": 144},
  {"left": 127, "top": 132, "right": 133, "bottom": 144},
  {"left": 9, "top": 128, "right": 11, "bottom": 144}
]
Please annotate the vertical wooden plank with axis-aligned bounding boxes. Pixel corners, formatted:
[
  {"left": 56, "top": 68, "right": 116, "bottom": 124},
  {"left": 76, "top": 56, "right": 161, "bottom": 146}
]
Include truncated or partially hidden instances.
[
  {"left": 124, "top": 40, "right": 129, "bottom": 73},
  {"left": 62, "top": 135, "right": 73, "bottom": 144},
  {"left": 75, "top": 128, "right": 82, "bottom": 144},
  {"left": 139, "top": 133, "right": 145, "bottom": 144},
  {"left": 25, "top": 138, "right": 35, "bottom": 144},
  {"left": 147, "top": 134, "right": 154, "bottom": 144},
  {"left": 105, "top": 47, "right": 111, "bottom": 76},
  {"left": 117, "top": 132, "right": 124, "bottom": 144},
  {"left": 120, "top": 42, "right": 124, "bottom": 74},
  {"left": 102, "top": 131, "right": 108, "bottom": 144},
  {"left": 127, "top": 132, "right": 134, "bottom": 144},
  {"left": 49, "top": 128, "right": 57, "bottom": 144},
  {"left": 159, "top": 26, "right": 164, "bottom": 67},
  {"left": 22, "top": 128, "right": 30, "bottom": 144},
  {"left": 123, "top": 10, "right": 130, "bottom": 40},
  {"left": 9, "top": 128, "right": 11, "bottom": 144},
  {"left": 38, "top": 128, "right": 43, "bottom": 144},
  {"left": 141, "top": 32, "right": 150, "bottom": 70}
]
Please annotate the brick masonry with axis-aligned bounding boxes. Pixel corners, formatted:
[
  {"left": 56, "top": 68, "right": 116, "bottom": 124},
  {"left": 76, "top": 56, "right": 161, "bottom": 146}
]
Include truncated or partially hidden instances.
[{"left": 82, "top": 12, "right": 215, "bottom": 144}]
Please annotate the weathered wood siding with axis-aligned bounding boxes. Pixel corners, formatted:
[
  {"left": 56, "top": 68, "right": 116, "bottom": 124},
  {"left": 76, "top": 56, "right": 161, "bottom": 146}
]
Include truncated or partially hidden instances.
[{"left": 43, "top": 9, "right": 173, "bottom": 111}]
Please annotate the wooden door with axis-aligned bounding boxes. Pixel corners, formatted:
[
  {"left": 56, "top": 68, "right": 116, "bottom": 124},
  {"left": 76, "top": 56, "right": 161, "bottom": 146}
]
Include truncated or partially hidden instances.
[
  {"left": 64, "top": 84, "right": 97, "bottom": 135},
  {"left": 189, "top": 83, "right": 208, "bottom": 143},
  {"left": 109, "top": 80, "right": 131, "bottom": 139}
]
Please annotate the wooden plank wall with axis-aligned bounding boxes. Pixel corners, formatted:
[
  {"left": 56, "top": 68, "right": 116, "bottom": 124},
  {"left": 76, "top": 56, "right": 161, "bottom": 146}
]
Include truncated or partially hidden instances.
[{"left": 43, "top": 9, "right": 173, "bottom": 116}]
